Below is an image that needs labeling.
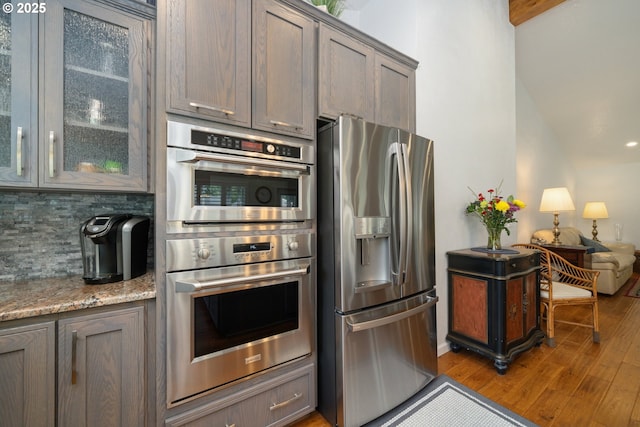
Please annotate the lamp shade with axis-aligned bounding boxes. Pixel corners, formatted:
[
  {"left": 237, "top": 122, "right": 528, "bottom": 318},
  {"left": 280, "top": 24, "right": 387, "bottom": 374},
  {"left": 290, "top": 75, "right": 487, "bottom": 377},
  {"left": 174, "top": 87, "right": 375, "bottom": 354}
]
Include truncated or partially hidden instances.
[
  {"left": 539, "top": 187, "right": 575, "bottom": 213},
  {"left": 582, "top": 202, "right": 609, "bottom": 219}
]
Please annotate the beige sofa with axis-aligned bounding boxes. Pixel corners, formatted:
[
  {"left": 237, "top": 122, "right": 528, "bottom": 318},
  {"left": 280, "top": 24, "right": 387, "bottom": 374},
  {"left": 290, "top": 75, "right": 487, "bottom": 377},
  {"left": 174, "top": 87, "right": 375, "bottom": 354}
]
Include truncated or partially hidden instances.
[{"left": 531, "top": 227, "right": 636, "bottom": 295}]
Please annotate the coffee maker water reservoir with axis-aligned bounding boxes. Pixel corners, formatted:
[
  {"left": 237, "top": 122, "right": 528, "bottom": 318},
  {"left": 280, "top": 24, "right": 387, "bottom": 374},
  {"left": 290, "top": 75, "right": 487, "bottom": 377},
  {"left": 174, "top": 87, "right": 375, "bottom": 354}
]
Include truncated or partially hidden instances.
[{"left": 80, "top": 214, "right": 150, "bottom": 284}]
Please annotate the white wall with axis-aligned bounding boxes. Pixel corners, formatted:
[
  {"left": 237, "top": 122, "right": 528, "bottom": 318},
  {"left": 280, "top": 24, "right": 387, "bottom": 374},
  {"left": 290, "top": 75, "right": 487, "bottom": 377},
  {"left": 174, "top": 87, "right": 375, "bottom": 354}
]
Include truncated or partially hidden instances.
[
  {"left": 344, "top": 0, "right": 517, "bottom": 356},
  {"left": 575, "top": 164, "right": 640, "bottom": 243},
  {"left": 515, "top": 79, "right": 578, "bottom": 241}
]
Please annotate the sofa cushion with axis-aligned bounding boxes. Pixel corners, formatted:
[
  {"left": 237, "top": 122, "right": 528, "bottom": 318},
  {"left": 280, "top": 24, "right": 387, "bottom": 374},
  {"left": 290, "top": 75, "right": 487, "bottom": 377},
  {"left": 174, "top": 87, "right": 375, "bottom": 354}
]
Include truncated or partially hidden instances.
[
  {"left": 603, "top": 242, "right": 636, "bottom": 255},
  {"left": 590, "top": 252, "right": 636, "bottom": 270},
  {"left": 579, "top": 235, "right": 611, "bottom": 252}
]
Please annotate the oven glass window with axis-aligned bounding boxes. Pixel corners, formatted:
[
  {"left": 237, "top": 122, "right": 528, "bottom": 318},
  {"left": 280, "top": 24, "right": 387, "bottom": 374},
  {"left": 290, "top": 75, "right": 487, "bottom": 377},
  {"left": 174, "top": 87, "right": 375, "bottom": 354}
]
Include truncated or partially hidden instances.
[
  {"left": 194, "top": 171, "right": 298, "bottom": 208},
  {"left": 193, "top": 281, "right": 299, "bottom": 357}
]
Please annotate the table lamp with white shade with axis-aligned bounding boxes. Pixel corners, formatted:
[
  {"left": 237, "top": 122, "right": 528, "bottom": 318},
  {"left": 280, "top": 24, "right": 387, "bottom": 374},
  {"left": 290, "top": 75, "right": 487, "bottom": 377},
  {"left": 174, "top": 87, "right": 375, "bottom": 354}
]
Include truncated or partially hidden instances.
[
  {"left": 539, "top": 187, "right": 576, "bottom": 245},
  {"left": 582, "top": 202, "right": 608, "bottom": 242}
]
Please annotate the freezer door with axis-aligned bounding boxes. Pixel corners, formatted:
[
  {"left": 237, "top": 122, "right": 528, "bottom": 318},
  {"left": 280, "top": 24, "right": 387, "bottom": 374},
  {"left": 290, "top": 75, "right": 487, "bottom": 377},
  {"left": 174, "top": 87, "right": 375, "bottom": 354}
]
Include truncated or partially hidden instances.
[
  {"left": 399, "top": 128, "right": 435, "bottom": 297},
  {"left": 337, "top": 292, "right": 438, "bottom": 427}
]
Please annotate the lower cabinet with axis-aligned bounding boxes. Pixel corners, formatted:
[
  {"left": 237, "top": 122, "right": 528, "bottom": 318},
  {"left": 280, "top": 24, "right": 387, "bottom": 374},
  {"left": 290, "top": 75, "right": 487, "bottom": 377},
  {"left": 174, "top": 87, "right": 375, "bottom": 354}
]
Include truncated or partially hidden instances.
[
  {"left": 0, "top": 322, "right": 55, "bottom": 427},
  {"left": 0, "top": 303, "right": 147, "bottom": 427},
  {"left": 58, "top": 306, "right": 145, "bottom": 427},
  {"left": 165, "top": 363, "right": 315, "bottom": 427}
]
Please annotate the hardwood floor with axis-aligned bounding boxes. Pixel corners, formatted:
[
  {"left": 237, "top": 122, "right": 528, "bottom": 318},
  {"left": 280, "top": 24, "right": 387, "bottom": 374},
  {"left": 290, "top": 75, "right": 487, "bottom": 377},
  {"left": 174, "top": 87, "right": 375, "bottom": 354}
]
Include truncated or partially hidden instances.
[{"left": 291, "top": 273, "right": 640, "bottom": 427}]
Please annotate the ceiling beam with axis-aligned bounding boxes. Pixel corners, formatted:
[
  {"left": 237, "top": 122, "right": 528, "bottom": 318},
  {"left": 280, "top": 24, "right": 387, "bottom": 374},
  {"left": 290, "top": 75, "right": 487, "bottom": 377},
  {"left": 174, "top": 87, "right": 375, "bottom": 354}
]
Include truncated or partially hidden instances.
[{"left": 509, "top": 0, "right": 566, "bottom": 26}]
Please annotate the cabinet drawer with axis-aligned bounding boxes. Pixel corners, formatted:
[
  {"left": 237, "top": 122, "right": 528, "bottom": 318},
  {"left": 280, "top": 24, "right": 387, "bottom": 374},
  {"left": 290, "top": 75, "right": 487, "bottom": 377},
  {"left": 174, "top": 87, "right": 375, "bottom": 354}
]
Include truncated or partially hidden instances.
[
  {"left": 502, "top": 253, "right": 539, "bottom": 276},
  {"left": 448, "top": 251, "right": 539, "bottom": 278},
  {"left": 262, "top": 371, "right": 313, "bottom": 426},
  {"left": 166, "top": 363, "right": 315, "bottom": 427}
]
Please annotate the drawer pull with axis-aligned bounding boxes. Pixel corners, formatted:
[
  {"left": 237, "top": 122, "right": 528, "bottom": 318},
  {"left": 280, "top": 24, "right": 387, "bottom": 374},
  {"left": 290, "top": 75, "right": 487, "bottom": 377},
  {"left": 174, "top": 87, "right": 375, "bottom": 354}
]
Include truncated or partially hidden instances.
[
  {"left": 71, "top": 330, "right": 78, "bottom": 384},
  {"left": 16, "top": 127, "right": 23, "bottom": 176},
  {"left": 225, "top": 424, "right": 236, "bottom": 427},
  {"left": 269, "top": 120, "right": 302, "bottom": 130},
  {"left": 48, "top": 131, "right": 56, "bottom": 178},
  {"left": 270, "top": 392, "right": 302, "bottom": 411},
  {"left": 188, "top": 102, "right": 235, "bottom": 116}
]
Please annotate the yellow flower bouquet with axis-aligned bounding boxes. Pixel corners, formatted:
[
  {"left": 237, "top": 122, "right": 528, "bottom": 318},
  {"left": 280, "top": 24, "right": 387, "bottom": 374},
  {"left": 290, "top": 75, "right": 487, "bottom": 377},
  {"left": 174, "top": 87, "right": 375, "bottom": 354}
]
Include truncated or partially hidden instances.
[{"left": 466, "top": 182, "right": 525, "bottom": 250}]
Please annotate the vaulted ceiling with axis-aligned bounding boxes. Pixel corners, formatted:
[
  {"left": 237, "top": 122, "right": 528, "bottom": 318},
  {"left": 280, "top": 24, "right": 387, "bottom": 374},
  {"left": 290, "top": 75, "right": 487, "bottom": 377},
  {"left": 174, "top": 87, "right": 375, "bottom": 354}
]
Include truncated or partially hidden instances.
[{"left": 515, "top": 0, "right": 640, "bottom": 168}]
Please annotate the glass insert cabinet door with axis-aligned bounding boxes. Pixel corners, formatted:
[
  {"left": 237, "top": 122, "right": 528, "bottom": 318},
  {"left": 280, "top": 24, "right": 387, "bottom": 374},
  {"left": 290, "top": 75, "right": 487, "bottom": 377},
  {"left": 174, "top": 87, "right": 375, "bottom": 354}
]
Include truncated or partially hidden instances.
[
  {"left": 0, "top": 2, "right": 38, "bottom": 186},
  {"left": 41, "top": 0, "right": 147, "bottom": 191}
]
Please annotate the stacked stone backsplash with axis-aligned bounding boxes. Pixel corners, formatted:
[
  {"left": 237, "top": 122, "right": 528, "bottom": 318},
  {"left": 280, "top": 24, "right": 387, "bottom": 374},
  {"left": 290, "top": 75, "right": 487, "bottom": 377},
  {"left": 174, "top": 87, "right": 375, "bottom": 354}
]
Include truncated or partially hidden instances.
[{"left": 0, "top": 191, "right": 154, "bottom": 281}]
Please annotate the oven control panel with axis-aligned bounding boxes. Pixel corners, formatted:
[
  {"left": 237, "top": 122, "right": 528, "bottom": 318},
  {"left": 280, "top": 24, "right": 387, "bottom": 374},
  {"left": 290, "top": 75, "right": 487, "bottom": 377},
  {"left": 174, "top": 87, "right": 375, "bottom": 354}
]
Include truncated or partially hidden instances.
[
  {"left": 166, "top": 233, "right": 315, "bottom": 272},
  {"left": 191, "top": 130, "right": 301, "bottom": 159}
]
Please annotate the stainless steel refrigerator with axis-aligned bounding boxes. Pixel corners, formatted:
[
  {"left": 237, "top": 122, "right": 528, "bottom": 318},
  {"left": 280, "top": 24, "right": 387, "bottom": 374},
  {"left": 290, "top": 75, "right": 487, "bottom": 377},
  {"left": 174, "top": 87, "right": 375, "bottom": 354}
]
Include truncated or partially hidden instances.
[{"left": 317, "top": 116, "right": 438, "bottom": 427}]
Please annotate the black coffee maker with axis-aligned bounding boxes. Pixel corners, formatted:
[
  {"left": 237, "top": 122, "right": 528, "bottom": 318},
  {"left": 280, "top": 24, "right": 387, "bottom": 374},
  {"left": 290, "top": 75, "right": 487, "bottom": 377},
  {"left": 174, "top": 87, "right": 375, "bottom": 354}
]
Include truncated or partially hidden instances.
[{"left": 80, "top": 214, "right": 150, "bottom": 284}]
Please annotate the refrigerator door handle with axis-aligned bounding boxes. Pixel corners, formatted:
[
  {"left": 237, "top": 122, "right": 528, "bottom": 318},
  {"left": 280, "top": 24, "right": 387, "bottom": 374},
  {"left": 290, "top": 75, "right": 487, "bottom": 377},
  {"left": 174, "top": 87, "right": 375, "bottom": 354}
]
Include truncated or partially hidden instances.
[
  {"left": 400, "top": 142, "right": 413, "bottom": 285},
  {"left": 389, "top": 142, "right": 408, "bottom": 286},
  {"left": 346, "top": 296, "right": 438, "bottom": 332}
]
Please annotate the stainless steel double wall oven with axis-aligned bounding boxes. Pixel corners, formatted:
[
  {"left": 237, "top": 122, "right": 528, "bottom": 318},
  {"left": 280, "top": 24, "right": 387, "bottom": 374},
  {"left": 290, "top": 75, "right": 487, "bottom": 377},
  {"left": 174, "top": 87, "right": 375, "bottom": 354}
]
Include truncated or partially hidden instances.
[{"left": 165, "top": 120, "right": 316, "bottom": 405}]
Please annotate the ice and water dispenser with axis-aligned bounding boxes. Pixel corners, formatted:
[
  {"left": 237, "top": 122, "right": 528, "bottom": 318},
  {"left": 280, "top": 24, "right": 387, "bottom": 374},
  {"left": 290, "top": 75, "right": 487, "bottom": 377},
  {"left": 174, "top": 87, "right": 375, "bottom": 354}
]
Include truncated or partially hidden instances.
[{"left": 354, "top": 216, "right": 392, "bottom": 291}]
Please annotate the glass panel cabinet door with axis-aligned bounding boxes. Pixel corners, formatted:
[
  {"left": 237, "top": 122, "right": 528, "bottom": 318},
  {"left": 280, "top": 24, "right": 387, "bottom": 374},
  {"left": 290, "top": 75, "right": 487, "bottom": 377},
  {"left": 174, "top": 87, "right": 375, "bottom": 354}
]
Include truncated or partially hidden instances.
[
  {"left": 0, "top": 1, "right": 38, "bottom": 187},
  {"left": 41, "top": 0, "right": 147, "bottom": 191}
]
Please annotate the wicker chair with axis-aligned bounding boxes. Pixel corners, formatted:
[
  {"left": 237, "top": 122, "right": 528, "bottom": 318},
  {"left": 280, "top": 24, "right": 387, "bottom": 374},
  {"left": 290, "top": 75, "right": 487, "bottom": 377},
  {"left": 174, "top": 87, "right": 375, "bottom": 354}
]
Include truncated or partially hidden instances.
[{"left": 512, "top": 243, "right": 600, "bottom": 347}]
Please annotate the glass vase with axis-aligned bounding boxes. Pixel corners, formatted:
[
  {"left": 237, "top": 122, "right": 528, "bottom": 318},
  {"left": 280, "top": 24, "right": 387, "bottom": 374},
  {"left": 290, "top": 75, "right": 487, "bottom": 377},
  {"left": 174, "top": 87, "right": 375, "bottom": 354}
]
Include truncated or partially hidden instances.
[{"left": 486, "top": 227, "right": 502, "bottom": 251}]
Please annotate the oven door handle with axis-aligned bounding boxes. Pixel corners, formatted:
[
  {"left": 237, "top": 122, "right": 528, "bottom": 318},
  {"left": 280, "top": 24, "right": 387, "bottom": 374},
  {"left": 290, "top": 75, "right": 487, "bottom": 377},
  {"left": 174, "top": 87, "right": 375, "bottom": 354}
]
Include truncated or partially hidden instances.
[
  {"left": 175, "top": 150, "right": 310, "bottom": 174},
  {"left": 175, "top": 265, "right": 310, "bottom": 293}
]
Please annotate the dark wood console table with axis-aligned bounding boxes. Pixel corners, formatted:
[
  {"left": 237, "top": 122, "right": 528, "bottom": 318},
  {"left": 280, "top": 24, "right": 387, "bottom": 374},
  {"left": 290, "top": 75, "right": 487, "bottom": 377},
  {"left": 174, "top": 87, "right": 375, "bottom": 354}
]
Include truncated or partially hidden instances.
[
  {"left": 446, "top": 248, "right": 544, "bottom": 375},
  {"left": 541, "top": 244, "right": 593, "bottom": 268}
]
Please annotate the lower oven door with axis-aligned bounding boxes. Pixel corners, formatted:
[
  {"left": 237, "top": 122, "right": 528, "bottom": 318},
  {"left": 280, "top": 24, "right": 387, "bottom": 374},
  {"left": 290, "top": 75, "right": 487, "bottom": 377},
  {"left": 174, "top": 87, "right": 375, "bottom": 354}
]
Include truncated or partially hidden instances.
[
  {"left": 166, "top": 258, "right": 315, "bottom": 405},
  {"left": 338, "top": 291, "right": 438, "bottom": 427}
]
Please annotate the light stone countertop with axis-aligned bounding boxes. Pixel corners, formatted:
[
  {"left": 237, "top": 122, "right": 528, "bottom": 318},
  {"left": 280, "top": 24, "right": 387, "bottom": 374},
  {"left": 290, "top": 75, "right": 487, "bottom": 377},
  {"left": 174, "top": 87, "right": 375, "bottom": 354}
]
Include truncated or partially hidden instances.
[{"left": 0, "top": 272, "right": 155, "bottom": 322}]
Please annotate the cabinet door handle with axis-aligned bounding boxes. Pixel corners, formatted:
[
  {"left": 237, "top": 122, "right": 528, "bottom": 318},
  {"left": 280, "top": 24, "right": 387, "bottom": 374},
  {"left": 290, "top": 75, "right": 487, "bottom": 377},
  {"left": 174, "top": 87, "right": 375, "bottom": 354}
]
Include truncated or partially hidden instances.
[
  {"left": 16, "top": 127, "right": 23, "bottom": 176},
  {"left": 188, "top": 102, "right": 235, "bottom": 116},
  {"left": 225, "top": 424, "right": 236, "bottom": 427},
  {"left": 48, "top": 131, "right": 56, "bottom": 178},
  {"left": 269, "top": 120, "right": 302, "bottom": 130},
  {"left": 71, "top": 330, "right": 78, "bottom": 384},
  {"left": 270, "top": 392, "right": 302, "bottom": 411}
]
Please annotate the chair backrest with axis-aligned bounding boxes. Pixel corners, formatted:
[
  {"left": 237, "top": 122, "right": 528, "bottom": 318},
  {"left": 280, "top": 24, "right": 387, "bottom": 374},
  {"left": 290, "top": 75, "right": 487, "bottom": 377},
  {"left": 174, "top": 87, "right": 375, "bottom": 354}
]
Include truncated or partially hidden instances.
[{"left": 512, "top": 243, "right": 600, "bottom": 296}]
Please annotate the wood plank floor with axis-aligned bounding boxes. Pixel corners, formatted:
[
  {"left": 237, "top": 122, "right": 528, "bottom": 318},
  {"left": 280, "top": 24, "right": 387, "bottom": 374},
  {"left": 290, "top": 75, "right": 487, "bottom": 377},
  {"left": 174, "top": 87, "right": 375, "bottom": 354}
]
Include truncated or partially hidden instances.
[{"left": 290, "top": 273, "right": 640, "bottom": 427}]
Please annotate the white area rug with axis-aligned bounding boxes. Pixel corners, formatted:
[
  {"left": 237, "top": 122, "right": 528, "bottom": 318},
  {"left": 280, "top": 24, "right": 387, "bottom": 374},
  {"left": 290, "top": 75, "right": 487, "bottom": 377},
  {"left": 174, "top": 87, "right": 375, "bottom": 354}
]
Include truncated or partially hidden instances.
[{"left": 364, "top": 375, "right": 538, "bottom": 427}]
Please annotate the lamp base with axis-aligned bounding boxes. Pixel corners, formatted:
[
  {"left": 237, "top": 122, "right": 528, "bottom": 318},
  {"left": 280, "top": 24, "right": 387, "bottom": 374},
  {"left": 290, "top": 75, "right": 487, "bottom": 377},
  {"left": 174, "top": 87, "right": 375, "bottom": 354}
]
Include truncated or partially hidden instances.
[
  {"left": 591, "top": 219, "right": 600, "bottom": 241},
  {"left": 551, "top": 213, "right": 562, "bottom": 245}
]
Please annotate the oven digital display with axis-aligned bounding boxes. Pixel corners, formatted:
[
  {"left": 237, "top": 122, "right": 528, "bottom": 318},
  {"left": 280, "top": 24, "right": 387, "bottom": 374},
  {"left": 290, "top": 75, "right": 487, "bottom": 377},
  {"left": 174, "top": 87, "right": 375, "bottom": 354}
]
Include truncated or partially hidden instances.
[
  {"left": 233, "top": 242, "right": 271, "bottom": 253},
  {"left": 241, "top": 140, "right": 263, "bottom": 153},
  {"left": 190, "top": 130, "right": 302, "bottom": 159}
]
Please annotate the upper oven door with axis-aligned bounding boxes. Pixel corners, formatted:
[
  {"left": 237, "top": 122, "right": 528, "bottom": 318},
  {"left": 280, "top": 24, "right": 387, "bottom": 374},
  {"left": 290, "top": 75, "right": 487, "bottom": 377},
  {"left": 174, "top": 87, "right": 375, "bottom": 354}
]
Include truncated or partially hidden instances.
[{"left": 167, "top": 146, "right": 315, "bottom": 226}]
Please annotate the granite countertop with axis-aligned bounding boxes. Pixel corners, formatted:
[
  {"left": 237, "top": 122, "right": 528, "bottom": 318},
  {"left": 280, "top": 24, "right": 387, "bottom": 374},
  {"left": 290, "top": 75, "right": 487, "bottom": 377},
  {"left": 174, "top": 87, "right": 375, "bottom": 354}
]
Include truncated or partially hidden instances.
[{"left": 0, "top": 272, "right": 155, "bottom": 322}]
